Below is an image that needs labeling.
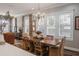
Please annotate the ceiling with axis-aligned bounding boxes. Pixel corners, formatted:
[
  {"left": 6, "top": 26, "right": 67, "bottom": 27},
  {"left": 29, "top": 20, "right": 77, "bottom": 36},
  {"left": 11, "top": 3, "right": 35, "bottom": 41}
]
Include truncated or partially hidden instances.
[{"left": 0, "top": 3, "right": 68, "bottom": 16}]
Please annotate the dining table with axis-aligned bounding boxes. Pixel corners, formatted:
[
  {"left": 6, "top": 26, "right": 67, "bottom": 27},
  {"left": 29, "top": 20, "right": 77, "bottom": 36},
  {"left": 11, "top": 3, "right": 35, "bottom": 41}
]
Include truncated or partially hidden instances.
[
  {"left": 21, "top": 35, "right": 62, "bottom": 48},
  {"left": 21, "top": 35, "right": 63, "bottom": 56},
  {"left": 40, "top": 36, "right": 63, "bottom": 56},
  {"left": 40, "top": 37, "right": 62, "bottom": 46}
]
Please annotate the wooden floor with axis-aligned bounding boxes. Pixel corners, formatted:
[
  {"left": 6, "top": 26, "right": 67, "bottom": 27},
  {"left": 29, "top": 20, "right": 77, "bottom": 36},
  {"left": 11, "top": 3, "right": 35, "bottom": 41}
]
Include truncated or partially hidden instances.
[
  {"left": 64, "top": 49, "right": 79, "bottom": 56},
  {"left": 15, "top": 44, "right": 79, "bottom": 56}
]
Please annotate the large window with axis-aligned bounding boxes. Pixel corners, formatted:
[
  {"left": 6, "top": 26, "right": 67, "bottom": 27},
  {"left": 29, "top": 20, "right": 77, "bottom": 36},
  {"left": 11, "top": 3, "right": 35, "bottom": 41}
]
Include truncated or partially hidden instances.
[
  {"left": 23, "top": 16, "right": 29, "bottom": 33},
  {"left": 36, "top": 17, "right": 47, "bottom": 35},
  {"left": 37, "top": 12, "right": 73, "bottom": 40},
  {"left": 59, "top": 13, "right": 73, "bottom": 38},
  {"left": 47, "top": 16, "right": 56, "bottom": 35},
  {"left": 12, "top": 18, "right": 15, "bottom": 32},
  {"left": 3, "top": 20, "right": 10, "bottom": 32}
]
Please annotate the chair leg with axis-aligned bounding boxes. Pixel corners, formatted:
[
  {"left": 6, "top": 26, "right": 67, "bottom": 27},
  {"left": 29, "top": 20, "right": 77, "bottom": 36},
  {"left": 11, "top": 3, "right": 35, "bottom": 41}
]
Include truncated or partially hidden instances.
[
  {"left": 34, "top": 50, "right": 37, "bottom": 55},
  {"left": 40, "top": 52, "right": 43, "bottom": 56}
]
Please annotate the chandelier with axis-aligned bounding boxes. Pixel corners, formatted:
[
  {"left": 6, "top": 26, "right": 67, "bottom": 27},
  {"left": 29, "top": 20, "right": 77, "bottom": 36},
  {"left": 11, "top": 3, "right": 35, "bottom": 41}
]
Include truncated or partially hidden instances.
[
  {"left": 33, "top": 4, "right": 46, "bottom": 21},
  {"left": 4, "top": 11, "right": 14, "bottom": 20},
  {"left": 0, "top": 11, "right": 14, "bottom": 34},
  {"left": 34, "top": 12, "right": 46, "bottom": 20}
]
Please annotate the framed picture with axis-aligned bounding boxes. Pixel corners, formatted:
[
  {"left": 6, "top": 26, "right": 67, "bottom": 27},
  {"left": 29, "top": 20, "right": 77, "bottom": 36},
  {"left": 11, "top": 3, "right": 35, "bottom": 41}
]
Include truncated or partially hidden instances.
[{"left": 75, "top": 16, "right": 79, "bottom": 30}]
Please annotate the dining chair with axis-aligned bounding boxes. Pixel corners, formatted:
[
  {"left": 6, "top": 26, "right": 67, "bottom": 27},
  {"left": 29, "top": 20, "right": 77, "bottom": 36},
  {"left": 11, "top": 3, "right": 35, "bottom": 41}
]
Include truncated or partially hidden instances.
[
  {"left": 49, "top": 37, "right": 65, "bottom": 56},
  {"left": 22, "top": 33, "right": 29, "bottom": 37},
  {"left": 3, "top": 32, "right": 15, "bottom": 44},
  {"left": 22, "top": 37, "right": 30, "bottom": 50},
  {"left": 46, "top": 35, "right": 53, "bottom": 40},
  {"left": 22, "top": 36, "right": 34, "bottom": 52},
  {"left": 33, "top": 39, "right": 47, "bottom": 56},
  {"left": 58, "top": 37, "right": 65, "bottom": 56},
  {"left": 3, "top": 32, "right": 23, "bottom": 48}
]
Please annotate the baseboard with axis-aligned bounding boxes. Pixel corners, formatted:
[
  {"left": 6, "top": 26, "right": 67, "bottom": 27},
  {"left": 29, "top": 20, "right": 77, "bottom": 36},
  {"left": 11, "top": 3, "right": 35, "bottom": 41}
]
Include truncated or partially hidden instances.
[{"left": 64, "top": 46, "right": 79, "bottom": 52}]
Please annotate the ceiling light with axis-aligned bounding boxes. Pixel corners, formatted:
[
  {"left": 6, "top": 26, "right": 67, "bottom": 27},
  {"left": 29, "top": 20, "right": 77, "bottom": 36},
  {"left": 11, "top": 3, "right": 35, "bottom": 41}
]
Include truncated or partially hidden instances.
[
  {"left": 32, "top": 8, "right": 34, "bottom": 10},
  {"left": 33, "top": 4, "right": 46, "bottom": 21}
]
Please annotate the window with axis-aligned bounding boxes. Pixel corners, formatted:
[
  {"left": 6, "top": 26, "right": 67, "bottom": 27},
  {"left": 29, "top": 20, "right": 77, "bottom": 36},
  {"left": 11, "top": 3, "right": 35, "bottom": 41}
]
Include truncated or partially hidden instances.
[
  {"left": 47, "top": 13, "right": 73, "bottom": 40},
  {"left": 24, "top": 16, "right": 29, "bottom": 33},
  {"left": 36, "top": 12, "right": 73, "bottom": 40},
  {"left": 59, "top": 13, "right": 73, "bottom": 39},
  {"left": 47, "top": 16, "right": 56, "bottom": 35},
  {"left": 12, "top": 18, "right": 15, "bottom": 32},
  {"left": 3, "top": 20, "right": 10, "bottom": 32},
  {"left": 36, "top": 17, "right": 47, "bottom": 35}
]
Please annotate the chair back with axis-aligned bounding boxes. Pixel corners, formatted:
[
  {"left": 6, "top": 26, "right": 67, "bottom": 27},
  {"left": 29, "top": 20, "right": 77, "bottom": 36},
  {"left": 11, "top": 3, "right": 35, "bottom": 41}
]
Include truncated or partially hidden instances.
[
  {"left": 22, "top": 33, "right": 29, "bottom": 37},
  {"left": 33, "top": 39, "right": 42, "bottom": 48},
  {"left": 49, "top": 37, "right": 65, "bottom": 56},
  {"left": 22, "top": 36, "right": 31, "bottom": 50},
  {"left": 58, "top": 37, "right": 65, "bottom": 56},
  {"left": 47, "top": 35, "right": 53, "bottom": 40},
  {"left": 3, "top": 32, "right": 15, "bottom": 44}
]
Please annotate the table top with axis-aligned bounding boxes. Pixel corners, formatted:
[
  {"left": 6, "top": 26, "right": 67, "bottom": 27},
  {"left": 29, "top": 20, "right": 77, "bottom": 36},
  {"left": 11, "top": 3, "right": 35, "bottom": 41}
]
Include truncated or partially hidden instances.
[
  {"left": 0, "top": 43, "right": 35, "bottom": 56},
  {"left": 21, "top": 36, "right": 62, "bottom": 46},
  {"left": 40, "top": 37, "right": 62, "bottom": 46}
]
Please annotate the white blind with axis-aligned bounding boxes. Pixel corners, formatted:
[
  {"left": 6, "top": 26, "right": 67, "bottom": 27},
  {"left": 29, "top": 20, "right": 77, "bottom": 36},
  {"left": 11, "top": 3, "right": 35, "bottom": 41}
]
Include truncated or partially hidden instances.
[
  {"left": 24, "top": 16, "right": 29, "bottom": 33},
  {"left": 36, "top": 17, "right": 47, "bottom": 35},
  {"left": 12, "top": 19, "right": 15, "bottom": 32},
  {"left": 47, "top": 16, "right": 56, "bottom": 35},
  {"left": 36, "top": 12, "right": 73, "bottom": 40},
  {"left": 3, "top": 20, "right": 10, "bottom": 32},
  {"left": 59, "top": 13, "right": 73, "bottom": 38}
]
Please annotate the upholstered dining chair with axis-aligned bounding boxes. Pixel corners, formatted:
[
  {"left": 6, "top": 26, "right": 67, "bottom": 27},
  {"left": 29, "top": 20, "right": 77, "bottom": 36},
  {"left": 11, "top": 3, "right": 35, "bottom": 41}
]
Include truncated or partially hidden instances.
[
  {"left": 33, "top": 39, "right": 47, "bottom": 56},
  {"left": 22, "top": 33, "right": 29, "bottom": 37},
  {"left": 58, "top": 37, "right": 65, "bottom": 56},
  {"left": 3, "top": 32, "right": 22, "bottom": 48},
  {"left": 46, "top": 35, "right": 54, "bottom": 40},
  {"left": 3, "top": 32, "right": 15, "bottom": 44},
  {"left": 22, "top": 36, "right": 31, "bottom": 50},
  {"left": 49, "top": 37, "right": 65, "bottom": 56},
  {"left": 22, "top": 36, "right": 35, "bottom": 52}
]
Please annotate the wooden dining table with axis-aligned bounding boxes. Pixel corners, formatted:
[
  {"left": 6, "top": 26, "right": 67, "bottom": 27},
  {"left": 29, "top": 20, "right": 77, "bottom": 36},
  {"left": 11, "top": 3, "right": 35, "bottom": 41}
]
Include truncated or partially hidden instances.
[
  {"left": 21, "top": 36, "right": 62, "bottom": 47},
  {"left": 21, "top": 36, "right": 63, "bottom": 56},
  {"left": 39, "top": 37, "right": 63, "bottom": 56},
  {"left": 40, "top": 37, "right": 62, "bottom": 46}
]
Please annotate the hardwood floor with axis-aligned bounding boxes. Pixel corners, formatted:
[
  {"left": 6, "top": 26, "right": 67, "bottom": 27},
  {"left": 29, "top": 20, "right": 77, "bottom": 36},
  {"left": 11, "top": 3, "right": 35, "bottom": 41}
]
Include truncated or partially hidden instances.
[{"left": 64, "top": 49, "right": 79, "bottom": 56}]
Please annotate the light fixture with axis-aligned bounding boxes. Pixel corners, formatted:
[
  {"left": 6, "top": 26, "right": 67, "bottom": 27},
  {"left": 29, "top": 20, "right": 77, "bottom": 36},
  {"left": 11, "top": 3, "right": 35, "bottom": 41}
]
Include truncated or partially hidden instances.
[
  {"left": 32, "top": 8, "right": 35, "bottom": 10},
  {"left": 33, "top": 3, "right": 46, "bottom": 21},
  {"left": 0, "top": 11, "right": 14, "bottom": 34},
  {"left": 4, "top": 11, "right": 14, "bottom": 20}
]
